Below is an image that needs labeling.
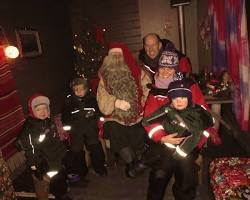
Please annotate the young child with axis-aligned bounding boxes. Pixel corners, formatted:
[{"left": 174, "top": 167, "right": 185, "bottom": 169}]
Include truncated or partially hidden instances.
[
  {"left": 16, "top": 94, "right": 72, "bottom": 200},
  {"left": 137, "top": 80, "right": 216, "bottom": 200},
  {"left": 61, "top": 77, "right": 107, "bottom": 178}
]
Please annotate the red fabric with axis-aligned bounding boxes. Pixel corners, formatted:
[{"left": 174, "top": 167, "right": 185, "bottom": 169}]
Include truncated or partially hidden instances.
[
  {"left": 179, "top": 57, "right": 192, "bottom": 73},
  {"left": 54, "top": 114, "right": 70, "bottom": 141},
  {"left": 207, "top": 127, "right": 222, "bottom": 145},
  {"left": 108, "top": 42, "right": 143, "bottom": 113},
  {"left": 143, "top": 94, "right": 169, "bottom": 142},
  {"left": 89, "top": 77, "right": 100, "bottom": 95},
  {"left": 190, "top": 83, "right": 210, "bottom": 110},
  {"left": 0, "top": 60, "right": 25, "bottom": 159},
  {"left": 95, "top": 26, "right": 104, "bottom": 44}
]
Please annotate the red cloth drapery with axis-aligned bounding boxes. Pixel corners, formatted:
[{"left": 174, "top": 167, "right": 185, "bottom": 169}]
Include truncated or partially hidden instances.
[{"left": 0, "top": 60, "right": 25, "bottom": 160}]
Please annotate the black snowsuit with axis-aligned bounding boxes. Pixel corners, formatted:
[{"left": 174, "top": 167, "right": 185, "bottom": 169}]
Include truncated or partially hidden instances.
[
  {"left": 61, "top": 92, "right": 106, "bottom": 176},
  {"left": 16, "top": 117, "right": 68, "bottom": 199}
]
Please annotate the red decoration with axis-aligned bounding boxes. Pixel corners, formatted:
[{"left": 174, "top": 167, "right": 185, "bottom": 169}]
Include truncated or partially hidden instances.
[{"left": 95, "top": 26, "right": 105, "bottom": 44}]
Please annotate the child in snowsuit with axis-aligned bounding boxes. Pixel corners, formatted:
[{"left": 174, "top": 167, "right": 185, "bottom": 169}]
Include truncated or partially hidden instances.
[
  {"left": 61, "top": 77, "right": 107, "bottom": 178},
  {"left": 141, "top": 80, "right": 215, "bottom": 200},
  {"left": 16, "top": 94, "right": 72, "bottom": 200}
]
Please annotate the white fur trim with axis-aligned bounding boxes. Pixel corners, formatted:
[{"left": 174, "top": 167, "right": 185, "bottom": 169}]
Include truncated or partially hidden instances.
[{"left": 108, "top": 48, "right": 123, "bottom": 55}]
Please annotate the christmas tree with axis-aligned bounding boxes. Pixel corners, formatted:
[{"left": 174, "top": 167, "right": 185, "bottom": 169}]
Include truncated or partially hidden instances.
[{"left": 72, "top": 18, "right": 107, "bottom": 80}]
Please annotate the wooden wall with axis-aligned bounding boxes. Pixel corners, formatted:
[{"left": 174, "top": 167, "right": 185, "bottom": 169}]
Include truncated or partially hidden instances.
[
  {"left": 0, "top": 0, "right": 74, "bottom": 114},
  {"left": 83, "top": 0, "right": 142, "bottom": 53}
]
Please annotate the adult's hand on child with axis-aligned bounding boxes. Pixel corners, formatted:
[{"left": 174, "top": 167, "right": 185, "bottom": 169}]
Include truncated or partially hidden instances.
[
  {"left": 161, "top": 133, "right": 185, "bottom": 145},
  {"left": 115, "top": 99, "right": 131, "bottom": 111}
]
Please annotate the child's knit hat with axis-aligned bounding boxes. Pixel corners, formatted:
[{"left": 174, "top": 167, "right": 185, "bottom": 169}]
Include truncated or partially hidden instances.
[
  {"left": 158, "top": 50, "right": 179, "bottom": 70},
  {"left": 28, "top": 93, "right": 50, "bottom": 118},
  {"left": 167, "top": 80, "right": 192, "bottom": 101}
]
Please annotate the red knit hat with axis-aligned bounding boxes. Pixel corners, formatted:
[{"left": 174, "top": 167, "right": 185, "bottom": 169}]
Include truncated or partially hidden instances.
[{"left": 28, "top": 93, "right": 50, "bottom": 118}]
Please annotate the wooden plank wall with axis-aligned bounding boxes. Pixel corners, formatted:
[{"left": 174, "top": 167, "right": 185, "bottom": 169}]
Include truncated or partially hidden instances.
[{"left": 84, "top": 0, "right": 142, "bottom": 54}]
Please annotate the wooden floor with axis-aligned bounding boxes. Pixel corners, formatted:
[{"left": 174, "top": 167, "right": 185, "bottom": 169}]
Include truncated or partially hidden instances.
[{"left": 69, "top": 162, "right": 175, "bottom": 200}]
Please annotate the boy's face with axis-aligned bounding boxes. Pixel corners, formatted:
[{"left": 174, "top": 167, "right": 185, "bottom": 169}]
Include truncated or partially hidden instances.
[
  {"left": 34, "top": 104, "right": 49, "bottom": 120},
  {"left": 171, "top": 97, "right": 188, "bottom": 110},
  {"left": 73, "top": 84, "right": 87, "bottom": 97}
]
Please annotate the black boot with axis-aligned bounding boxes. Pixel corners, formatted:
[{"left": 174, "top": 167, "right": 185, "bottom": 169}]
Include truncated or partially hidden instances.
[
  {"left": 126, "top": 160, "right": 147, "bottom": 178},
  {"left": 119, "top": 147, "right": 139, "bottom": 178},
  {"left": 87, "top": 143, "right": 107, "bottom": 176}
]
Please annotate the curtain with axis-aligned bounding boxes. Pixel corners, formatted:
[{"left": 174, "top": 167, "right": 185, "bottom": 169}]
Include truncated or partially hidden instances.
[
  {"left": 0, "top": 60, "right": 25, "bottom": 160},
  {"left": 209, "top": 0, "right": 250, "bottom": 131}
]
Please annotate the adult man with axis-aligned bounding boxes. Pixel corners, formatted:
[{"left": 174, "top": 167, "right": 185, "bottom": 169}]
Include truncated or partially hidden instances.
[
  {"left": 97, "top": 42, "right": 151, "bottom": 178},
  {"left": 139, "top": 33, "right": 192, "bottom": 77}
]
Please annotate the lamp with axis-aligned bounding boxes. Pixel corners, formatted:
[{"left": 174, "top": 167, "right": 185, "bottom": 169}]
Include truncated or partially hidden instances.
[
  {"left": 0, "top": 45, "right": 19, "bottom": 60},
  {"left": 170, "top": 0, "right": 191, "bottom": 54}
]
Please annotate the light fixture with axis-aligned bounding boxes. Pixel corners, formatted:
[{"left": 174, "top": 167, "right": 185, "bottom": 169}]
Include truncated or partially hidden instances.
[
  {"left": 4, "top": 45, "right": 19, "bottom": 58},
  {"left": 0, "top": 45, "right": 19, "bottom": 60}
]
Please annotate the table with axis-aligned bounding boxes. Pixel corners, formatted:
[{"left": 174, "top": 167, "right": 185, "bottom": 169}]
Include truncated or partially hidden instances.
[{"left": 205, "top": 96, "right": 233, "bottom": 129}]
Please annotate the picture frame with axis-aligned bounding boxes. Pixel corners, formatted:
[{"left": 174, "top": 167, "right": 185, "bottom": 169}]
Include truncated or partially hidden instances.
[{"left": 15, "top": 29, "right": 42, "bottom": 57}]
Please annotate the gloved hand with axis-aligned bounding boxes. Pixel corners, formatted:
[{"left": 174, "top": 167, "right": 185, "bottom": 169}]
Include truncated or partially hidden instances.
[
  {"left": 115, "top": 99, "right": 131, "bottom": 111},
  {"left": 206, "top": 127, "right": 222, "bottom": 145},
  {"left": 30, "top": 166, "right": 43, "bottom": 181}
]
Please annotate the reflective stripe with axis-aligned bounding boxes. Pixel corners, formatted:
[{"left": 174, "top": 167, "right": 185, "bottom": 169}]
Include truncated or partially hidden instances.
[
  {"left": 144, "top": 64, "right": 156, "bottom": 74},
  {"left": 71, "top": 109, "right": 80, "bottom": 114},
  {"left": 176, "top": 146, "right": 187, "bottom": 157},
  {"left": 47, "top": 171, "right": 58, "bottom": 178},
  {"left": 168, "top": 88, "right": 191, "bottom": 93},
  {"left": 155, "top": 95, "right": 168, "bottom": 99},
  {"left": 200, "top": 105, "right": 207, "bottom": 110},
  {"left": 84, "top": 107, "right": 95, "bottom": 111},
  {"left": 38, "top": 134, "right": 46, "bottom": 143},
  {"left": 148, "top": 125, "right": 164, "bottom": 138},
  {"left": 203, "top": 130, "right": 210, "bottom": 138},
  {"left": 29, "top": 134, "right": 35, "bottom": 154},
  {"left": 164, "top": 143, "right": 176, "bottom": 149},
  {"left": 179, "top": 122, "right": 186, "bottom": 128},
  {"left": 63, "top": 125, "right": 71, "bottom": 131}
]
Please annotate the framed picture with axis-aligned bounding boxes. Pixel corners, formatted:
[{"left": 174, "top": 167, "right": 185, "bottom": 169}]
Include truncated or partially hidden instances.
[{"left": 15, "top": 30, "right": 42, "bottom": 57}]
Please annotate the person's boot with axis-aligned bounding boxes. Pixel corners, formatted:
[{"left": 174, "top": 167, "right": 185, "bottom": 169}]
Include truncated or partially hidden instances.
[
  {"left": 87, "top": 143, "right": 107, "bottom": 176},
  {"left": 126, "top": 160, "right": 147, "bottom": 178},
  {"left": 119, "top": 147, "right": 139, "bottom": 178}
]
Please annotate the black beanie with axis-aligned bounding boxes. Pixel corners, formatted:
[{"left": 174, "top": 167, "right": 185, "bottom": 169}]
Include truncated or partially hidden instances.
[{"left": 168, "top": 80, "right": 192, "bottom": 102}]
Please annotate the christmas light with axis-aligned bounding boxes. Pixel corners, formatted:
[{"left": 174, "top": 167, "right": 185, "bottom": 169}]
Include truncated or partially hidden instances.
[{"left": 1, "top": 45, "right": 19, "bottom": 59}]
